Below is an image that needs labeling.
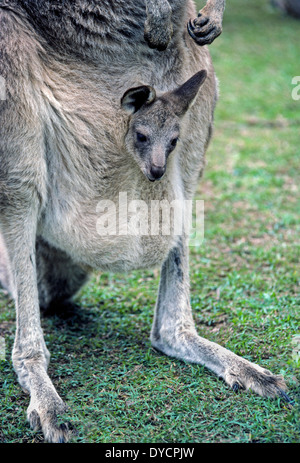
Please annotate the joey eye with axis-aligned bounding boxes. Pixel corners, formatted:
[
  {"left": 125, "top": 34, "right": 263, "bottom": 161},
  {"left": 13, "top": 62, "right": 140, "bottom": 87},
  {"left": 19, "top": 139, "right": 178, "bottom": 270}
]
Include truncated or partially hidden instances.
[
  {"left": 136, "top": 132, "right": 148, "bottom": 143},
  {"left": 171, "top": 137, "right": 179, "bottom": 148}
]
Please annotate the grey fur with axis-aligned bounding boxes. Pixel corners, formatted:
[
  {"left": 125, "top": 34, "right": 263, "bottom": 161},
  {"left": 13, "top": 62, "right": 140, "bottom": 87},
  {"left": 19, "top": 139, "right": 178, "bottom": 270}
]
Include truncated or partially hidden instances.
[
  {"left": 0, "top": 0, "right": 288, "bottom": 443},
  {"left": 0, "top": 231, "right": 14, "bottom": 296}
]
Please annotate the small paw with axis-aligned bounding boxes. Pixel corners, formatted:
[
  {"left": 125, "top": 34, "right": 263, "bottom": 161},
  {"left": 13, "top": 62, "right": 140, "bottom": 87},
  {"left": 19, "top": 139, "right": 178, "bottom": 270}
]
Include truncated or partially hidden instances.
[{"left": 187, "top": 13, "right": 222, "bottom": 46}]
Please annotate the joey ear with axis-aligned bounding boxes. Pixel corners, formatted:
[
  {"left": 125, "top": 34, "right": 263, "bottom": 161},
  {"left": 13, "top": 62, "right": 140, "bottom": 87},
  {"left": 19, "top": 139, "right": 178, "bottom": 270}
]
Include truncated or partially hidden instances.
[
  {"left": 121, "top": 85, "right": 156, "bottom": 115},
  {"left": 172, "top": 70, "right": 207, "bottom": 116}
]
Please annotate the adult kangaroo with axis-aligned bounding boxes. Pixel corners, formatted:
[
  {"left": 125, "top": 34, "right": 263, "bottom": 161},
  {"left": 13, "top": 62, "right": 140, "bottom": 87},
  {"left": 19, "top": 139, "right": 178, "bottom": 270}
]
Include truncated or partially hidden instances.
[{"left": 0, "top": 0, "right": 288, "bottom": 443}]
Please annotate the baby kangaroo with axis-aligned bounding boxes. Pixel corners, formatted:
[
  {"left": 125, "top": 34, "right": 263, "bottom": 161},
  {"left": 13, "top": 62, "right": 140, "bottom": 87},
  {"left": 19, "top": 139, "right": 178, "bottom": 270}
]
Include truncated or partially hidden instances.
[
  {"left": 0, "top": 0, "right": 290, "bottom": 443},
  {"left": 121, "top": 71, "right": 208, "bottom": 182}
]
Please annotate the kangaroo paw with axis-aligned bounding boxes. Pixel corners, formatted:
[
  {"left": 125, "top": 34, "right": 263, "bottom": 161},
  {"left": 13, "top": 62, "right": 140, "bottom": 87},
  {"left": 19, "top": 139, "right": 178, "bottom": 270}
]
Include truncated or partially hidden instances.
[{"left": 187, "top": 13, "right": 222, "bottom": 46}]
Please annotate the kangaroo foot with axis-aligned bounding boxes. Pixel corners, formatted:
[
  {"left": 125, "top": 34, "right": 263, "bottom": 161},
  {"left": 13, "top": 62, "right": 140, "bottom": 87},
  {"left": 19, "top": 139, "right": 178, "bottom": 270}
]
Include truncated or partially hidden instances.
[
  {"left": 223, "top": 358, "right": 293, "bottom": 401},
  {"left": 27, "top": 391, "right": 70, "bottom": 443},
  {"left": 152, "top": 328, "right": 293, "bottom": 402}
]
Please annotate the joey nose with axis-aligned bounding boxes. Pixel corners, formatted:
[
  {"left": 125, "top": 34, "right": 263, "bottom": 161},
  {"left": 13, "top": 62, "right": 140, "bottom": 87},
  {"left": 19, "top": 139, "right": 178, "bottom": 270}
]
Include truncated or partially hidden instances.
[{"left": 149, "top": 165, "right": 165, "bottom": 181}]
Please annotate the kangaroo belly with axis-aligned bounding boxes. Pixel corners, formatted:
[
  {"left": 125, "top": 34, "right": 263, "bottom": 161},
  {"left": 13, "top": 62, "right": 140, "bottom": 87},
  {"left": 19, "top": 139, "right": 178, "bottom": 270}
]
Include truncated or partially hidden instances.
[{"left": 41, "top": 179, "right": 185, "bottom": 272}]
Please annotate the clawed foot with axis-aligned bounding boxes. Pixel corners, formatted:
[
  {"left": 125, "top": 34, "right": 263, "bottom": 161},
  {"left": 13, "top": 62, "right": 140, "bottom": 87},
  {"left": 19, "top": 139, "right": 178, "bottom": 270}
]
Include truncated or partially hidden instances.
[
  {"left": 231, "top": 380, "right": 294, "bottom": 404},
  {"left": 27, "top": 394, "right": 71, "bottom": 443},
  {"left": 226, "top": 361, "right": 294, "bottom": 404},
  {"left": 187, "top": 12, "right": 222, "bottom": 46}
]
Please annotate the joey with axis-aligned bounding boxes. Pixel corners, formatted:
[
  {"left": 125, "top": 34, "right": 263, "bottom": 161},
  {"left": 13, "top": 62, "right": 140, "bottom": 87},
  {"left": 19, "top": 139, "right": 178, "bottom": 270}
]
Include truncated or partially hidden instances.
[{"left": 121, "top": 71, "right": 207, "bottom": 182}]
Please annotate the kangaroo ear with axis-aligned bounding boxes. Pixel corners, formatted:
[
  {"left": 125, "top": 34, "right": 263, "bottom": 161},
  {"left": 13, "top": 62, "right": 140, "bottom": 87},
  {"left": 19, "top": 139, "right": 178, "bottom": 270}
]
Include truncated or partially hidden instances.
[
  {"left": 121, "top": 85, "right": 156, "bottom": 115},
  {"left": 171, "top": 70, "right": 207, "bottom": 116}
]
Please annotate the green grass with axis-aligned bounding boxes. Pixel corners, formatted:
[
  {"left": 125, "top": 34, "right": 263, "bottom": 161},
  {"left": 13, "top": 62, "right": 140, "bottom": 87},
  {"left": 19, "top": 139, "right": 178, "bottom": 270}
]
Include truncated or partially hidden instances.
[{"left": 0, "top": 0, "right": 299, "bottom": 443}]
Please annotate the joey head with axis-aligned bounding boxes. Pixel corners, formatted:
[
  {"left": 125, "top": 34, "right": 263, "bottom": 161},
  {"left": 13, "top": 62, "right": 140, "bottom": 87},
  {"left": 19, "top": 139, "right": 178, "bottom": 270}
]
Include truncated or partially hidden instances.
[{"left": 121, "top": 70, "right": 207, "bottom": 181}]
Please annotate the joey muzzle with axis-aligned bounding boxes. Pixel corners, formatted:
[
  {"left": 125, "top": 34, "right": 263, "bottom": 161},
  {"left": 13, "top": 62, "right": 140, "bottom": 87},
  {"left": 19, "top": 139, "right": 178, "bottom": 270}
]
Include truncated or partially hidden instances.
[
  {"left": 147, "top": 164, "right": 166, "bottom": 182},
  {"left": 147, "top": 145, "right": 167, "bottom": 181}
]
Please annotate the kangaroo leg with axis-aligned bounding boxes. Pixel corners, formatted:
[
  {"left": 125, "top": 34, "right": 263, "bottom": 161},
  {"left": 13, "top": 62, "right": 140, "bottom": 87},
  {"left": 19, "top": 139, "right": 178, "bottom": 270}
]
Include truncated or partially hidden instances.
[
  {"left": 0, "top": 8, "right": 70, "bottom": 437},
  {"left": 0, "top": 231, "right": 14, "bottom": 297},
  {"left": 188, "top": 0, "right": 225, "bottom": 46},
  {"left": 36, "top": 237, "right": 89, "bottom": 314},
  {"left": 0, "top": 206, "right": 70, "bottom": 443},
  {"left": 151, "top": 236, "right": 288, "bottom": 398}
]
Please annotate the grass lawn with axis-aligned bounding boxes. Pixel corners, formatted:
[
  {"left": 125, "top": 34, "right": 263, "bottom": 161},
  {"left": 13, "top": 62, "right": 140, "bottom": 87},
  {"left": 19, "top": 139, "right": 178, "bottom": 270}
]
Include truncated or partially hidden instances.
[{"left": 0, "top": 0, "right": 299, "bottom": 444}]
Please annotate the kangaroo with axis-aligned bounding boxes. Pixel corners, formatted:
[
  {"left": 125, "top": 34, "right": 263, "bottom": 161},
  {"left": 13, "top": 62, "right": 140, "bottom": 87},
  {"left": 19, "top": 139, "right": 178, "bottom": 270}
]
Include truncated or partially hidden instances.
[{"left": 0, "top": 0, "right": 289, "bottom": 443}]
